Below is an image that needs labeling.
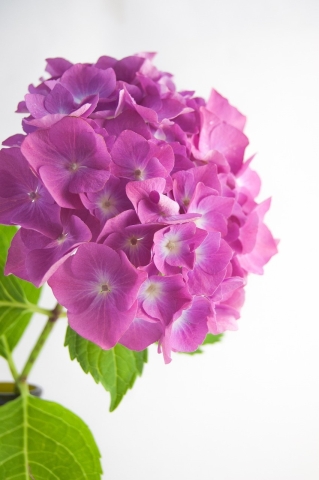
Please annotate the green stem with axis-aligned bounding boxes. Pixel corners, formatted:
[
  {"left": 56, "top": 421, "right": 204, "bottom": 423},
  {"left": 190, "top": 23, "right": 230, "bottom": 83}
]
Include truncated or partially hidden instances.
[
  {"left": 1, "top": 335, "right": 19, "bottom": 382},
  {"left": 18, "top": 303, "right": 63, "bottom": 386},
  {"left": 1, "top": 335, "right": 29, "bottom": 396},
  {"left": 0, "top": 300, "right": 52, "bottom": 317}
]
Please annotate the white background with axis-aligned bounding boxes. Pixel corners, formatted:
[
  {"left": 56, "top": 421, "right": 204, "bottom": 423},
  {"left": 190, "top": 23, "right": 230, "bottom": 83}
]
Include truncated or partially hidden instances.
[{"left": 0, "top": 1, "right": 318, "bottom": 479}]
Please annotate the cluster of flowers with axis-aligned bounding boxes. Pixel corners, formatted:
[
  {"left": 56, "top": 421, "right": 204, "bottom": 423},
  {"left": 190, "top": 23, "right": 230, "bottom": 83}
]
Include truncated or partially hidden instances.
[{"left": 0, "top": 53, "right": 277, "bottom": 362}]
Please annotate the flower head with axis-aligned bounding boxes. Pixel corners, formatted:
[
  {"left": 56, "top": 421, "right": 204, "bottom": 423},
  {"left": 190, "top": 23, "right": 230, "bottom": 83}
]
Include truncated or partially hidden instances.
[{"left": 1, "top": 52, "right": 277, "bottom": 361}]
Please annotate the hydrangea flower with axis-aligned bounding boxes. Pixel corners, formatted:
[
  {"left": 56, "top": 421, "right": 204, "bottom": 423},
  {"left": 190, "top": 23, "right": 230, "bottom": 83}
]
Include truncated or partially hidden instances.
[{"left": 1, "top": 53, "right": 278, "bottom": 363}]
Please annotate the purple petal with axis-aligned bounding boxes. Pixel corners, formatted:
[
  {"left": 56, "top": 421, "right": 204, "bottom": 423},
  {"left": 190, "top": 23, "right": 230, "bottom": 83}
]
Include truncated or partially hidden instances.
[
  {"left": 119, "top": 315, "right": 163, "bottom": 351},
  {"left": 44, "top": 84, "right": 75, "bottom": 114},
  {"left": 126, "top": 177, "right": 166, "bottom": 211},
  {"left": 207, "top": 89, "right": 246, "bottom": 131},
  {"left": 102, "top": 110, "right": 152, "bottom": 139},
  {"left": 187, "top": 234, "right": 232, "bottom": 295},
  {"left": 24, "top": 94, "right": 48, "bottom": 118},
  {"left": 171, "top": 297, "right": 210, "bottom": 352},
  {"left": 2, "top": 134, "right": 26, "bottom": 147},
  {"left": 113, "top": 55, "right": 145, "bottom": 83},
  {"left": 5, "top": 230, "right": 31, "bottom": 282},
  {"left": 60, "top": 64, "right": 116, "bottom": 104},
  {"left": 45, "top": 57, "right": 73, "bottom": 77}
]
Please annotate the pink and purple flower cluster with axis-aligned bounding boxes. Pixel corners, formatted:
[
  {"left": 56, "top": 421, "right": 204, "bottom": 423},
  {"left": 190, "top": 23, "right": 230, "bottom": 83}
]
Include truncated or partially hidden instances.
[{"left": 0, "top": 53, "right": 278, "bottom": 362}]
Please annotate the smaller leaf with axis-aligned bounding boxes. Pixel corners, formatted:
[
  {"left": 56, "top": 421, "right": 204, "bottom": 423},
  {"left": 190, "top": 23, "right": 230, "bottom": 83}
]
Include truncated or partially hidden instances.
[
  {"left": 65, "top": 326, "right": 148, "bottom": 411},
  {"left": 202, "top": 333, "right": 223, "bottom": 345},
  {"left": 0, "top": 225, "right": 17, "bottom": 259},
  {"left": 0, "top": 395, "right": 102, "bottom": 479}
]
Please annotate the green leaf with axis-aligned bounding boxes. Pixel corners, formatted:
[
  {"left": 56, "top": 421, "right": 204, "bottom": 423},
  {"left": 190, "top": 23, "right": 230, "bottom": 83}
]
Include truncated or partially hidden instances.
[
  {"left": 0, "top": 225, "right": 17, "bottom": 257},
  {"left": 0, "top": 225, "right": 42, "bottom": 357},
  {"left": 203, "top": 333, "right": 223, "bottom": 345},
  {"left": 0, "top": 395, "right": 102, "bottom": 479},
  {"left": 65, "top": 326, "right": 148, "bottom": 412},
  {"left": 182, "top": 333, "right": 224, "bottom": 355}
]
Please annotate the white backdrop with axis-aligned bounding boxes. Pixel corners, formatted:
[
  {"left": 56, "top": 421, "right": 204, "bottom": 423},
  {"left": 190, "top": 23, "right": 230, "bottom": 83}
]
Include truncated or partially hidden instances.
[{"left": 0, "top": 1, "right": 318, "bottom": 479}]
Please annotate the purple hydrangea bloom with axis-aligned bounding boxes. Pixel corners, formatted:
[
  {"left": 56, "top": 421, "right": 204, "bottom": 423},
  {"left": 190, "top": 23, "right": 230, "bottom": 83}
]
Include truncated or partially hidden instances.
[
  {"left": 21, "top": 116, "right": 111, "bottom": 208},
  {"left": 5, "top": 213, "right": 92, "bottom": 287},
  {"left": 0, "top": 147, "right": 61, "bottom": 237},
  {"left": 1, "top": 53, "right": 278, "bottom": 361},
  {"left": 49, "top": 243, "right": 147, "bottom": 349}
]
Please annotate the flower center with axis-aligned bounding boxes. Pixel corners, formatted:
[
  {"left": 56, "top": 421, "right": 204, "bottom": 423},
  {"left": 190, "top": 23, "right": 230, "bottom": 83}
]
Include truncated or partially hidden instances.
[
  {"left": 101, "top": 198, "right": 112, "bottom": 211},
  {"left": 56, "top": 233, "right": 68, "bottom": 245},
  {"left": 165, "top": 240, "right": 177, "bottom": 252},
  {"left": 145, "top": 283, "right": 159, "bottom": 298},
  {"left": 130, "top": 236, "right": 138, "bottom": 246},
  {"left": 28, "top": 191, "right": 39, "bottom": 202},
  {"left": 100, "top": 283, "right": 111, "bottom": 294},
  {"left": 68, "top": 162, "right": 79, "bottom": 172},
  {"left": 134, "top": 168, "right": 142, "bottom": 179}
]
